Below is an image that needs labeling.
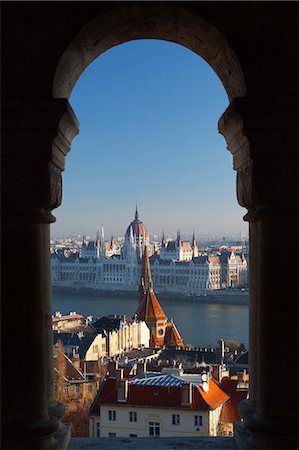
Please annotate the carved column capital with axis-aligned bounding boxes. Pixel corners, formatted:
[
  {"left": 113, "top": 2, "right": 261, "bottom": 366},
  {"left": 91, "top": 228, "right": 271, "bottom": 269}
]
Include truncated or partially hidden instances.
[
  {"left": 219, "top": 97, "right": 298, "bottom": 216},
  {"left": 1, "top": 98, "right": 79, "bottom": 223}
]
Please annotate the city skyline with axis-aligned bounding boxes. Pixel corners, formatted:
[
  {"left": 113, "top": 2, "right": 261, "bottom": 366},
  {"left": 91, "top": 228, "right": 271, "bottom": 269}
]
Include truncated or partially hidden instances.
[{"left": 51, "top": 40, "right": 248, "bottom": 239}]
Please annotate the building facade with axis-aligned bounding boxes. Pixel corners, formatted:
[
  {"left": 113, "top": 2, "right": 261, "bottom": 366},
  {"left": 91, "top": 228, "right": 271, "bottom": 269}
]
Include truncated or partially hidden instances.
[
  {"left": 51, "top": 208, "right": 247, "bottom": 295},
  {"left": 89, "top": 370, "right": 229, "bottom": 438}
]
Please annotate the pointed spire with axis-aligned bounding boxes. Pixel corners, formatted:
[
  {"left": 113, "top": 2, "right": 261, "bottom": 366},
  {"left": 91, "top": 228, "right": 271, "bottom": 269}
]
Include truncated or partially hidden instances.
[
  {"left": 100, "top": 224, "right": 106, "bottom": 257},
  {"left": 162, "top": 229, "right": 166, "bottom": 247},
  {"left": 110, "top": 234, "right": 114, "bottom": 249},
  {"left": 192, "top": 229, "right": 197, "bottom": 259},
  {"left": 135, "top": 204, "right": 139, "bottom": 220},
  {"left": 138, "top": 246, "right": 153, "bottom": 302},
  {"left": 177, "top": 229, "right": 181, "bottom": 246}
]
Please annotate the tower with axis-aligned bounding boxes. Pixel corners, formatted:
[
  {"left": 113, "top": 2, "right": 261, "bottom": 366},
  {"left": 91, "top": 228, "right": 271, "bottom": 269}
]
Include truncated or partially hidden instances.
[
  {"left": 161, "top": 229, "right": 166, "bottom": 248},
  {"left": 192, "top": 229, "right": 198, "bottom": 258},
  {"left": 100, "top": 224, "right": 106, "bottom": 258},
  {"left": 96, "top": 229, "right": 100, "bottom": 258},
  {"left": 135, "top": 246, "right": 167, "bottom": 347}
]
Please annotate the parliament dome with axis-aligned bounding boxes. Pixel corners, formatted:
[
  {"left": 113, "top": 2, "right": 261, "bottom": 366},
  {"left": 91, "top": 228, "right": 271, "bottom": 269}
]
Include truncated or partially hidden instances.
[{"left": 125, "top": 207, "right": 149, "bottom": 240}]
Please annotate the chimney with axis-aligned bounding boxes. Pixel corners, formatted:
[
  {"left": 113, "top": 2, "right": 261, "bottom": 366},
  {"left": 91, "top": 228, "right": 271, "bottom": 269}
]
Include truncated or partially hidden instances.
[
  {"left": 71, "top": 356, "right": 81, "bottom": 371},
  {"left": 137, "top": 361, "right": 147, "bottom": 376},
  {"left": 220, "top": 339, "right": 225, "bottom": 360},
  {"left": 237, "top": 371, "right": 244, "bottom": 383},
  {"left": 117, "top": 379, "right": 128, "bottom": 402},
  {"left": 116, "top": 368, "right": 124, "bottom": 380},
  {"left": 212, "top": 364, "right": 220, "bottom": 382},
  {"left": 108, "top": 360, "right": 119, "bottom": 378},
  {"left": 181, "top": 382, "right": 193, "bottom": 406}
]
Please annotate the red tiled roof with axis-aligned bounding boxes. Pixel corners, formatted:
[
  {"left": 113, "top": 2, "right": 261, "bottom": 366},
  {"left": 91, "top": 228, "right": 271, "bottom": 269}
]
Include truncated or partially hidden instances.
[
  {"left": 90, "top": 376, "right": 229, "bottom": 414},
  {"left": 219, "top": 378, "right": 248, "bottom": 423},
  {"left": 195, "top": 378, "right": 229, "bottom": 410},
  {"left": 136, "top": 289, "right": 167, "bottom": 322},
  {"left": 164, "top": 322, "right": 184, "bottom": 347}
]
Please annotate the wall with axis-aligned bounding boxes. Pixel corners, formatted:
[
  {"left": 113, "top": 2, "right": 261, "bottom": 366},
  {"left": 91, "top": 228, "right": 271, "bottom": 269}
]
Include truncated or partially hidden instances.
[{"left": 93, "top": 405, "right": 210, "bottom": 438}]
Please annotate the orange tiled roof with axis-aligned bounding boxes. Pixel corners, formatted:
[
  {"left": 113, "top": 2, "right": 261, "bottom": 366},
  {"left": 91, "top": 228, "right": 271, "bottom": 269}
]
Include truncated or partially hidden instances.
[
  {"left": 208, "top": 256, "right": 220, "bottom": 264},
  {"left": 164, "top": 322, "right": 184, "bottom": 347},
  {"left": 194, "top": 378, "right": 229, "bottom": 411},
  {"left": 137, "top": 289, "right": 167, "bottom": 325},
  {"left": 90, "top": 376, "right": 229, "bottom": 414},
  {"left": 181, "top": 242, "right": 192, "bottom": 251},
  {"left": 219, "top": 378, "right": 248, "bottom": 423}
]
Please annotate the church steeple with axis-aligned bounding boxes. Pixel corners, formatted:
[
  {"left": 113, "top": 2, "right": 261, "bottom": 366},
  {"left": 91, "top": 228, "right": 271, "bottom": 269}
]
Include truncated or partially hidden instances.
[
  {"left": 100, "top": 224, "right": 106, "bottom": 257},
  {"left": 136, "top": 245, "right": 183, "bottom": 349},
  {"left": 96, "top": 229, "right": 100, "bottom": 258},
  {"left": 138, "top": 245, "right": 153, "bottom": 303},
  {"left": 192, "top": 229, "right": 198, "bottom": 258},
  {"left": 161, "top": 229, "right": 166, "bottom": 247},
  {"left": 177, "top": 229, "right": 181, "bottom": 246}
]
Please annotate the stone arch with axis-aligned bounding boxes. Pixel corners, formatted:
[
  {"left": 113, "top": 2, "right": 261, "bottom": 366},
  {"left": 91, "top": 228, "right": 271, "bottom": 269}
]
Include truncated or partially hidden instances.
[
  {"left": 3, "top": 3, "right": 297, "bottom": 450},
  {"left": 52, "top": 3, "right": 246, "bottom": 101}
]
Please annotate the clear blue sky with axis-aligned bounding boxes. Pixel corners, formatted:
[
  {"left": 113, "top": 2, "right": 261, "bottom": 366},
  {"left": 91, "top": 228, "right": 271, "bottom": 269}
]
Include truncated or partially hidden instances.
[{"left": 51, "top": 40, "right": 247, "bottom": 240}]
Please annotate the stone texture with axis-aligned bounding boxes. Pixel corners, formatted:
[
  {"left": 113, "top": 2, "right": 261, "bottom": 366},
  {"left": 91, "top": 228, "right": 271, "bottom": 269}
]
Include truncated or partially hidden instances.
[
  {"left": 1, "top": 2, "right": 298, "bottom": 449},
  {"left": 69, "top": 436, "right": 237, "bottom": 449}
]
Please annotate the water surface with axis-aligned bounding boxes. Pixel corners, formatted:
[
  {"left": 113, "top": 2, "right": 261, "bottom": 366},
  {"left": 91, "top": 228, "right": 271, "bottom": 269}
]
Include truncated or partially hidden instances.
[{"left": 52, "top": 293, "right": 248, "bottom": 348}]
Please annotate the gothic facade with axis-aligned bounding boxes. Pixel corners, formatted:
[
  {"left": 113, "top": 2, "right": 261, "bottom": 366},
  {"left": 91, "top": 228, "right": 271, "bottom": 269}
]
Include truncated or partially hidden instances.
[{"left": 51, "top": 209, "right": 247, "bottom": 294}]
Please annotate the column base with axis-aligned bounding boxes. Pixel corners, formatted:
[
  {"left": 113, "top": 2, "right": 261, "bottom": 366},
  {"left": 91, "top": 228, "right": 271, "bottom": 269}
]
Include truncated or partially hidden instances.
[
  {"left": 243, "top": 413, "right": 298, "bottom": 449},
  {"left": 54, "top": 422, "right": 71, "bottom": 450},
  {"left": 2, "top": 416, "right": 59, "bottom": 449},
  {"left": 234, "top": 421, "right": 254, "bottom": 449},
  {"left": 48, "top": 401, "right": 71, "bottom": 450}
]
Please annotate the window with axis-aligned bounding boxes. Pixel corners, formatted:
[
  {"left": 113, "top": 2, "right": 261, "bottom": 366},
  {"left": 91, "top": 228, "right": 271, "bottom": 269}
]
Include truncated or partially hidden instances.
[
  {"left": 96, "top": 422, "right": 100, "bottom": 438},
  {"left": 129, "top": 411, "right": 137, "bottom": 422},
  {"left": 108, "top": 410, "right": 116, "bottom": 421},
  {"left": 149, "top": 421, "right": 160, "bottom": 437},
  {"left": 172, "top": 414, "right": 180, "bottom": 425},
  {"left": 129, "top": 434, "right": 138, "bottom": 437},
  {"left": 108, "top": 433, "right": 116, "bottom": 438},
  {"left": 194, "top": 415, "right": 203, "bottom": 426}
]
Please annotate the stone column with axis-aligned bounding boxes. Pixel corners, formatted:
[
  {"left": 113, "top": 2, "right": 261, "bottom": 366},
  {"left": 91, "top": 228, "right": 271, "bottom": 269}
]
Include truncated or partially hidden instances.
[
  {"left": 1, "top": 98, "right": 79, "bottom": 449},
  {"left": 244, "top": 158, "right": 298, "bottom": 449},
  {"left": 219, "top": 97, "right": 298, "bottom": 449},
  {"left": 218, "top": 100, "right": 258, "bottom": 417}
]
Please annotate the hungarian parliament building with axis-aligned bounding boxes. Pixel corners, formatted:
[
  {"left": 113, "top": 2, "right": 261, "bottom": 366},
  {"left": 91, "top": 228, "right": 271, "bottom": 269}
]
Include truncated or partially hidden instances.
[{"left": 51, "top": 209, "right": 247, "bottom": 295}]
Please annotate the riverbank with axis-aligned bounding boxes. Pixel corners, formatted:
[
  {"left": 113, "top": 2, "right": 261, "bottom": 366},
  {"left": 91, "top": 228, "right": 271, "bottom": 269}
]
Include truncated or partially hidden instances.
[{"left": 52, "top": 286, "right": 248, "bottom": 306}]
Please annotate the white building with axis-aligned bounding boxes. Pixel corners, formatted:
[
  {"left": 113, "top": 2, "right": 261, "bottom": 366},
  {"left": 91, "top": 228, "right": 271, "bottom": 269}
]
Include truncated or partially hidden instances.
[
  {"left": 89, "top": 369, "right": 229, "bottom": 438},
  {"left": 85, "top": 319, "right": 150, "bottom": 360},
  {"left": 51, "top": 208, "right": 247, "bottom": 295}
]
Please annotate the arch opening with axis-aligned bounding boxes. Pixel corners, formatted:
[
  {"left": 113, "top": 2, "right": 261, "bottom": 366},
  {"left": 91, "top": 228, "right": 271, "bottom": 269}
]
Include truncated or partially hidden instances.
[
  {"left": 52, "top": 3, "right": 246, "bottom": 101},
  {"left": 51, "top": 38, "right": 249, "bottom": 353}
]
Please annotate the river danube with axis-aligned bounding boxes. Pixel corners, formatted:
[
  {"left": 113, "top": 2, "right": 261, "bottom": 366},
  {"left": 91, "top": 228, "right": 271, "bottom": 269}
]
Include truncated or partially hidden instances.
[{"left": 52, "top": 292, "right": 249, "bottom": 348}]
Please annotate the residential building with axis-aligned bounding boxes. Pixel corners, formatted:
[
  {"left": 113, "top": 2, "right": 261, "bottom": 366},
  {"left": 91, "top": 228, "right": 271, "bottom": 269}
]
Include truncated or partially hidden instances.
[{"left": 89, "top": 369, "right": 229, "bottom": 438}]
